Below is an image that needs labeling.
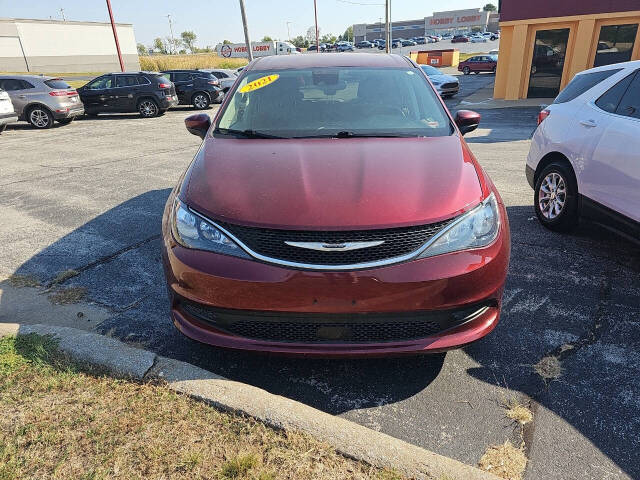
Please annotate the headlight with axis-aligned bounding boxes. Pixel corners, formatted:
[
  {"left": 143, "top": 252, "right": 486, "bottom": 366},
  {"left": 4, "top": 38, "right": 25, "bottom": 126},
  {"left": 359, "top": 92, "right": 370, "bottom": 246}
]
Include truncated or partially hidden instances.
[
  {"left": 418, "top": 193, "right": 500, "bottom": 259},
  {"left": 171, "top": 200, "right": 250, "bottom": 259}
]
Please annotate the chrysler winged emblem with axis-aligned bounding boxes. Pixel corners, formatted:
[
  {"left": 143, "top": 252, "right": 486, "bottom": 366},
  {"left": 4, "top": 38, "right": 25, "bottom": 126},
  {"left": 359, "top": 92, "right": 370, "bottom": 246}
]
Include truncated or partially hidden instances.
[{"left": 284, "top": 241, "right": 384, "bottom": 251}]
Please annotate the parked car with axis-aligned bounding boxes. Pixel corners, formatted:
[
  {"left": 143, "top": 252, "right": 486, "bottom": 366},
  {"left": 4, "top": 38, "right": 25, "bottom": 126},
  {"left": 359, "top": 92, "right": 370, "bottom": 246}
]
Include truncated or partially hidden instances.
[
  {"left": 308, "top": 43, "right": 327, "bottom": 52},
  {"left": 402, "top": 39, "right": 417, "bottom": 47},
  {"left": 199, "top": 69, "right": 238, "bottom": 103},
  {"left": 470, "top": 34, "right": 488, "bottom": 43},
  {"left": 527, "top": 61, "right": 640, "bottom": 238},
  {"left": 0, "top": 75, "right": 84, "bottom": 129},
  {"left": 415, "top": 37, "right": 427, "bottom": 45},
  {"left": 458, "top": 55, "right": 498, "bottom": 75},
  {"left": 0, "top": 87, "right": 18, "bottom": 133},
  {"left": 356, "top": 41, "right": 373, "bottom": 49},
  {"left": 78, "top": 72, "right": 177, "bottom": 118},
  {"left": 452, "top": 35, "right": 469, "bottom": 43},
  {"left": 163, "top": 53, "right": 510, "bottom": 356},
  {"left": 337, "top": 43, "right": 355, "bottom": 52},
  {"left": 483, "top": 31, "right": 500, "bottom": 41},
  {"left": 420, "top": 64, "right": 459, "bottom": 98},
  {"left": 161, "top": 70, "right": 221, "bottom": 109},
  {"left": 377, "top": 40, "right": 386, "bottom": 50},
  {"left": 441, "top": 33, "right": 453, "bottom": 40},
  {"left": 391, "top": 39, "right": 402, "bottom": 49}
]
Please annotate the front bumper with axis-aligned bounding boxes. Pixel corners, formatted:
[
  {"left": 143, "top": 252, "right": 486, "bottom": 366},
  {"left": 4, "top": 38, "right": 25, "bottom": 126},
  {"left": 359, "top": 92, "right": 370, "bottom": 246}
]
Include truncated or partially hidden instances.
[
  {"left": 161, "top": 196, "right": 510, "bottom": 357},
  {"left": 0, "top": 112, "right": 18, "bottom": 125},
  {"left": 437, "top": 85, "right": 459, "bottom": 96}
]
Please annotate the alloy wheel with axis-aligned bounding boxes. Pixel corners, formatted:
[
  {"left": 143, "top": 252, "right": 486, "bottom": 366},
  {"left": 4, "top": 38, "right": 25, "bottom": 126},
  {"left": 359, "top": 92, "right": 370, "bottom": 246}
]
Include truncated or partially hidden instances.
[
  {"left": 30, "top": 109, "right": 50, "bottom": 128},
  {"left": 193, "top": 94, "right": 208, "bottom": 109},
  {"left": 139, "top": 100, "right": 158, "bottom": 117},
  {"left": 538, "top": 172, "right": 566, "bottom": 219}
]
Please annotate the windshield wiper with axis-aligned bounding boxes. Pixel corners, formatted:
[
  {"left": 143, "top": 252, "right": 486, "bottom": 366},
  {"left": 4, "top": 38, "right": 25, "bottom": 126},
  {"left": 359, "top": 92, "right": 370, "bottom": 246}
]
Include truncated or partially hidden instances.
[
  {"left": 215, "top": 128, "right": 287, "bottom": 139},
  {"left": 293, "top": 131, "right": 418, "bottom": 139}
]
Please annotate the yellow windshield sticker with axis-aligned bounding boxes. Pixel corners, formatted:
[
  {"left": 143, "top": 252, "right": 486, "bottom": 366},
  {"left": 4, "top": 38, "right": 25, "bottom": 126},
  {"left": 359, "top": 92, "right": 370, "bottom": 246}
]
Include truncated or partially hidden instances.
[{"left": 239, "top": 74, "right": 280, "bottom": 93}]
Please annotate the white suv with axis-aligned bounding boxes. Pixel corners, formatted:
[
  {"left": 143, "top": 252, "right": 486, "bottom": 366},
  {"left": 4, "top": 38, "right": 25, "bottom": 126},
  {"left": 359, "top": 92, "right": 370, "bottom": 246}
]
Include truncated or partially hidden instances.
[
  {"left": 0, "top": 87, "right": 18, "bottom": 134},
  {"left": 527, "top": 61, "right": 640, "bottom": 240}
]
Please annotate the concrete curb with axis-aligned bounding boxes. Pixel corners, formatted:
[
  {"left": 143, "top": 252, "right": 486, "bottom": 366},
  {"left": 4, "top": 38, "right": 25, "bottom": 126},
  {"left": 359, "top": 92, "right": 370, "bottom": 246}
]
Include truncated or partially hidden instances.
[{"left": 0, "top": 323, "right": 500, "bottom": 480}]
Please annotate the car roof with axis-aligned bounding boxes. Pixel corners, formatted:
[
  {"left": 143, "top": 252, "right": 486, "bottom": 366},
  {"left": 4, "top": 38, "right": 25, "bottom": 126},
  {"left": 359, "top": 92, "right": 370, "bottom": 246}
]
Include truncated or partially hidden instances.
[
  {"left": 576, "top": 59, "right": 640, "bottom": 76},
  {"left": 0, "top": 74, "right": 53, "bottom": 81},
  {"left": 248, "top": 53, "right": 412, "bottom": 71}
]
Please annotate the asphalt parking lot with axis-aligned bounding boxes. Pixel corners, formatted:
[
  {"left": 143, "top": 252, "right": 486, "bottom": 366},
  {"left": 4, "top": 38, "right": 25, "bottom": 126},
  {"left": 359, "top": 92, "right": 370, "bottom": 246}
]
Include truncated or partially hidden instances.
[{"left": 1, "top": 72, "right": 639, "bottom": 480}]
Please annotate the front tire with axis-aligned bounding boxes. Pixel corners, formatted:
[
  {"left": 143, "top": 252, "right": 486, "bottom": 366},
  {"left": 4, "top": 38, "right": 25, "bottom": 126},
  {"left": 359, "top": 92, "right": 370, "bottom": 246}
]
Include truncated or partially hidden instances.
[
  {"left": 138, "top": 99, "right": 159, "bottom": 118},
  {"left": 534, "top": 162, "right": 579, "bottom": 232},
  {"left": 28, "top": 106, "right": 54, "bottom": 129},
  {"left": 192, "top": 92, "right": 210, "bottom": 110},
  {"left": 463, "top": 66, "right": 471, "bottom": 75}
]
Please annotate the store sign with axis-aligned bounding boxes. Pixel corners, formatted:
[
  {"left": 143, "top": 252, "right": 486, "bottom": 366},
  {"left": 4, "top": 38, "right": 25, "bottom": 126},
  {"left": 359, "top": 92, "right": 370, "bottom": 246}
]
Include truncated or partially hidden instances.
[
  {"left": 216, "top": 42, "right": 274, "bottom": 58},
  {"left": 425, "top": 10, "right": 489, "bottom": 29}
]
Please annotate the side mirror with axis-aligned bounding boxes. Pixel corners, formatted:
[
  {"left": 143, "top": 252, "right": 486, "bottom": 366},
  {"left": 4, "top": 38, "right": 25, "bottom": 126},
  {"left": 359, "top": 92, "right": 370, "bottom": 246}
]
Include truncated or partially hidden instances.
[
  {"left": 185, "top": 113, "right": 211, "bottom": 139},
  {"left": 454, "top": 110, "right": 481, "bottom": 136}
]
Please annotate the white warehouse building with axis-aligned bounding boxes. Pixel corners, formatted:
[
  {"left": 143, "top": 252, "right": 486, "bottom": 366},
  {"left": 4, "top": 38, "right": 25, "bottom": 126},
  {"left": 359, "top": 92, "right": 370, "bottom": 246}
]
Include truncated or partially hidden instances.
[{"left": 0, "top": 18, "right": 140, "bottom": 73}]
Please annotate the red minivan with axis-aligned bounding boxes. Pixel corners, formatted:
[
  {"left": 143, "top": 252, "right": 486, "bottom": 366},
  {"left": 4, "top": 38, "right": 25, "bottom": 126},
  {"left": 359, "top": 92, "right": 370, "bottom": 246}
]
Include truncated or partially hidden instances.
[{"left": 162, "top": 53, "right": 510, "bottom": 357}]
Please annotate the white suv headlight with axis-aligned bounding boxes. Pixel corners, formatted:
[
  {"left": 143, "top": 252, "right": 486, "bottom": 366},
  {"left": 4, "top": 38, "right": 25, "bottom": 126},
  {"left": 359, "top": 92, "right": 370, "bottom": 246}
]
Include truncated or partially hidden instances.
[
  {"left": 418, "top": 193, "right": 500, "bottom": 258},
  {"left": 171, "top": 200, "right": 250, "bottom": 259}
]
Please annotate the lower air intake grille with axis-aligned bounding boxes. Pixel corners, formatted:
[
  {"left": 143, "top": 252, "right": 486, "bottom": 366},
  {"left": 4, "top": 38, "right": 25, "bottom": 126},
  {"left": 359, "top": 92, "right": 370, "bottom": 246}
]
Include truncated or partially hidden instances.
[{"left": 180, "top": 300, "right": 490, "bottom": 344}]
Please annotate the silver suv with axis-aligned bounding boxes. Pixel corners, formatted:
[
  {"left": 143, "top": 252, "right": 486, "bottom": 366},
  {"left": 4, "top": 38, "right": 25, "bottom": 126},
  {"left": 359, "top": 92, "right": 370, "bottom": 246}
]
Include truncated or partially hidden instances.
[{"left": 0, "top": 75, "right": 84, "bottom": 129}]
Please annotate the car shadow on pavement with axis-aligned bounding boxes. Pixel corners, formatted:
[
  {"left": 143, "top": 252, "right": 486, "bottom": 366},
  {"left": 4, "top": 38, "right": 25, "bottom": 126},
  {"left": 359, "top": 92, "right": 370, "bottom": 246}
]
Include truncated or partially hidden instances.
[
  {"left": 2, "top": 192, "right": 639, "bottom": 477},
  {"left": 0, "top": 189, "right": 445, "bottom": 414}
]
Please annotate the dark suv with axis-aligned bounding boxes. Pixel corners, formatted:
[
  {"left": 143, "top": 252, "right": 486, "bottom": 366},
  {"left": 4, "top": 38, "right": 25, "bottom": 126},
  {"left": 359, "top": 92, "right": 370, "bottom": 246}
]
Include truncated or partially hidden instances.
[
  {"left": 160, "top": 70, "right": 222, "bottom": 109},
  {"left": 78, "top": 72, "right": 178, "bottom": 117}
]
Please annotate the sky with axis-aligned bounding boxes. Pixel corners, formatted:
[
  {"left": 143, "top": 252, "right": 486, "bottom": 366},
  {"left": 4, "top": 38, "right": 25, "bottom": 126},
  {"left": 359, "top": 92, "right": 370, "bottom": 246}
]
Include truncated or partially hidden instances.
[{"left": 1, "top": 0, "right": 486, "bottom": 47}]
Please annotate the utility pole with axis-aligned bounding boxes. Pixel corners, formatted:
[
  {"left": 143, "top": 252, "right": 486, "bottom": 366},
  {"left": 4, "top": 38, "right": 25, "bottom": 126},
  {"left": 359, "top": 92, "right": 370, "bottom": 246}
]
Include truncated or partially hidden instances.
[
  {"left": 238, "top": 0, "right": 253, "bottom": 62},
  {"left": 60, "top": 8, "right": 66, "bottom": 21},
  {"left": 286, "top": 21, "right": 292, "bottom": 41},
  {"left": 385, "top": 0, "right": 390, "bottom": 53},
  {"left": 166, "top": 14, "right": 175, "bottom": 54},
  {"left": 106, "top": 0, "right": 125, "bottom": 71},
  {"left": 313, "top": 0, "right": 319, "bottom": 52}
]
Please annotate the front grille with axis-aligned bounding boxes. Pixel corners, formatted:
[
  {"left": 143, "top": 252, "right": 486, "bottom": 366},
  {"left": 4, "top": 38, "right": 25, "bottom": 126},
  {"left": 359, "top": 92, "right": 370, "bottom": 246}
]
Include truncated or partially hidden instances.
[
  {"left": 215, "top": 218, "right": 455, "bottom": 266},
  {"left": 442, "top": 82, "right": 458, "bottom": 89},
  {"left": 180, "top": 300, "right": 490, "bottom": 344}
]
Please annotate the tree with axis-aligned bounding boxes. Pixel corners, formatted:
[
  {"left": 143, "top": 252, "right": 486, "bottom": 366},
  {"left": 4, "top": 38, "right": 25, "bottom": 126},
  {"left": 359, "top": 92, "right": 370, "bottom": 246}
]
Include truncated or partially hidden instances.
[
  {"left": 483, "top": 3, "right": 497, "bottom": 11},
  {"left": 340, "top": 26, "right": 353, "bottom": 42},
  {"left": 320, "top": 33, "right": 337, "bottom": 44},
  {"left": 222, "top": 39, "right": 232, "bottom": 45},
  {"left": 290, "top": 35, "right": 309, "bottom": 49},
  {"left": 153, "top": 37, "right": 168, "bottom": 54},
  {"left": 166, "top": 36, "right": 182, "bottom": 54},
  {"left": 262, "top": 35, "right": 274, "bottom": 42},
  {"left": 137, "top": 43, "right": 148, "bottom": 56},
  {"left": 305, "top": 26, "right": 319, "bottom": 45},
  {"left": 180, "top": 30, "right": 197, "bottom": 53}
]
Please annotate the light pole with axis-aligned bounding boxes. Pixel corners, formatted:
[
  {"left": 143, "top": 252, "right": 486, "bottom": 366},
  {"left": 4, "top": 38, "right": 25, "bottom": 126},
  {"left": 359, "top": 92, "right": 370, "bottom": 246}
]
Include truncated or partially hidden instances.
[
  {"left": 313, "top": 0, "right": 319, "bottom": 52},
  {"left": 166, "top": 14, "right": 175, "bottom": 54},
  {"left": 239, "top": 0, "right": 253, "bottom": 62},
  {"left": 59, "top": 8, "right": 66, "bottom": 21},
  {"left": 286, "top": 21, "right": 292, "bottom": 41},
  {"left": 385, "top": 0, "right": 391, "bottom": 53},
  {"left": 106, "top": 0, "right": 124, "bottom": 72}
]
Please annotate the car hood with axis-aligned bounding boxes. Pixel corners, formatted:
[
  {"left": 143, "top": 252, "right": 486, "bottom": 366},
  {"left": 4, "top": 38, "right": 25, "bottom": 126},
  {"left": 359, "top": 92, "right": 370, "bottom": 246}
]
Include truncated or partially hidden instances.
[{"left": 184, "top": 136, "right": 483, "bottom": 230}]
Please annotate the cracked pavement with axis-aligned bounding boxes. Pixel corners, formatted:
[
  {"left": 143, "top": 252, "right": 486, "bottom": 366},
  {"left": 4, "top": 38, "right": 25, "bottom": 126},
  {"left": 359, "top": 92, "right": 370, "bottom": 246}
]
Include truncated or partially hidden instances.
[{"left": 1, "top": 74, "right": 639, "bottom": 479}]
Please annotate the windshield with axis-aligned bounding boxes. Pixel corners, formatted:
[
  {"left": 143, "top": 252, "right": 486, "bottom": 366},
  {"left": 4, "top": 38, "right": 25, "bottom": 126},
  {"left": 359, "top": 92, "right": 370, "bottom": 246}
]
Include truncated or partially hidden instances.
[{"left": 216, "top": 67, "right": 452, "bottom": 138}]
